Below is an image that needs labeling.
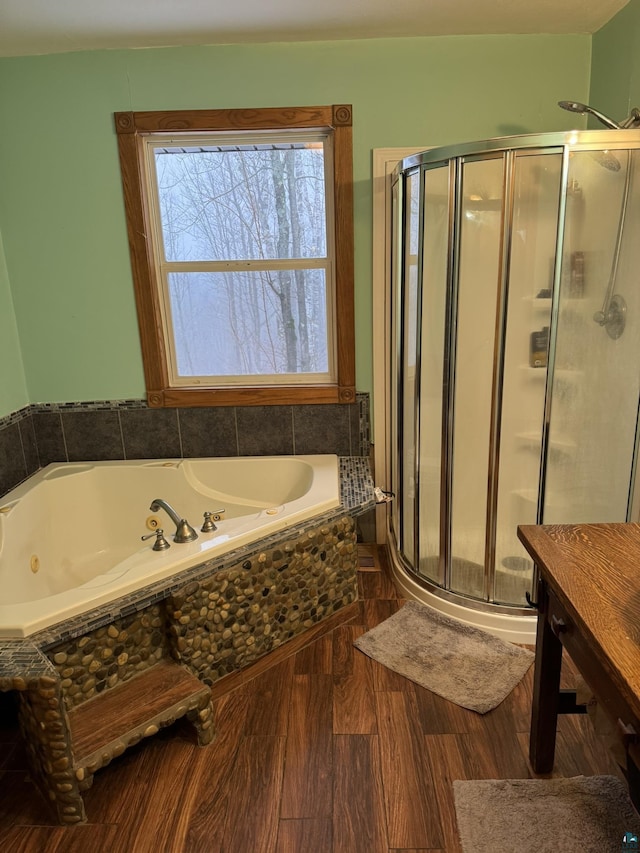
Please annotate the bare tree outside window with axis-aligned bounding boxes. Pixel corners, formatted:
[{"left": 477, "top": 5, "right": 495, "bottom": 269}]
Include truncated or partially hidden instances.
[{"left": 154, "top": 143, "right": 329, "bottom": 379}]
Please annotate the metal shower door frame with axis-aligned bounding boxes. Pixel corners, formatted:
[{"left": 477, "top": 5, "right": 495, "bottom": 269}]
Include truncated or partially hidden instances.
[{"left": 392, "top": 128, "right": 640, "bottom": 615}]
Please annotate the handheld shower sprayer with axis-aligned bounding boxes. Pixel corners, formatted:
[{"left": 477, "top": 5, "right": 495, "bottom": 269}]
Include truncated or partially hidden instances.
[
  {"left": 558, "top": 100, "right": 640, "bottom": 130},
  {"left": 557, "top": 100, "right": 637, "bottom": 340},
  {"left": 558, "top": 100, "right": 620, "bottom": 129}
]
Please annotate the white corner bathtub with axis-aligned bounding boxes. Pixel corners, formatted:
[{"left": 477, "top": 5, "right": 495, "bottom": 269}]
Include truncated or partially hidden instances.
[{"left": 0, "top": 455, "right": 340, "bottom": 638}]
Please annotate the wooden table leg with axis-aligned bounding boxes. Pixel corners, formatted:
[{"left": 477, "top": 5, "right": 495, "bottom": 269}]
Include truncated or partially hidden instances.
[{"left": 529, "top": 578, "right": 563, "bottom": 774}]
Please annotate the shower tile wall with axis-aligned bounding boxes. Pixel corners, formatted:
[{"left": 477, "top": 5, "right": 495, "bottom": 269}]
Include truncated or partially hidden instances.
[{"left": 0, "top": 394, "right": 370, "bottom": 499}]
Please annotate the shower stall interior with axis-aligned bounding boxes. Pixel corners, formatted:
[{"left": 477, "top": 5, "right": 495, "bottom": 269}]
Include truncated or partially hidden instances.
[{"left": 388, "top": 129, "right": 640, "bottom": 636}]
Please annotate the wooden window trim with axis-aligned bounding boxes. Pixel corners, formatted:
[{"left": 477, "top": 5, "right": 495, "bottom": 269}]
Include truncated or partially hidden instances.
[{"left": 114, "top": 105, "right": 355, "bottom": 407}]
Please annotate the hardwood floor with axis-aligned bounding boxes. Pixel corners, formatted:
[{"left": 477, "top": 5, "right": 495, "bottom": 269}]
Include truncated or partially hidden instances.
[{"left": 0, "top": 545, "right": 624, "bottom": 852}]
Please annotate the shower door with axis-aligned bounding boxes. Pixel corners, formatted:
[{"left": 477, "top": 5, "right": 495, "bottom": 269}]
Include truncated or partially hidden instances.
[
  {"left": 448, "top": 155, "right": 505, "bottom": 599},
  {"left": 396, "top": 169, "right": 420, "bottom": 567},
  {"left": 492, "top": 150, "right": 563, "bottom": 603},
  {"left": 440, "top": 150, "right": 562, "bottom": 605},
  {"left": 416, "top": 164, "right": 449, "bottom": 585},
  {"left": 389, "top": 130, "right": 640, "bottom": 614},
  {"left": 543, "top": 147, "right": 640, "bottom": 525}
]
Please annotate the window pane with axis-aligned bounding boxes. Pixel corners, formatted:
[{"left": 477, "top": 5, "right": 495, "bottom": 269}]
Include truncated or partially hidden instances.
[
  {"left": 167, "top": 269, "right": 329, "bottom": 378},
  {"left": 156, "top": 146, "right": 327, "bottom": 262}
]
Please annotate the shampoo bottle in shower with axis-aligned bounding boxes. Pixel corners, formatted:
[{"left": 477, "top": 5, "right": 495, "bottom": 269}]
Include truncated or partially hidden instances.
[
  {"left": 569, "top": 251, "right": 585, "bottom": 297},
  {"left": 529, "top": 326, "right": 549, "bottom": 368}
]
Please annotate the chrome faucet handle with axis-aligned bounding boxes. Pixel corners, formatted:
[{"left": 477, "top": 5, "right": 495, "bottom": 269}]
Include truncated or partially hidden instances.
[{"left": 141, "top": 529, "right": 171, "bottom": 551}]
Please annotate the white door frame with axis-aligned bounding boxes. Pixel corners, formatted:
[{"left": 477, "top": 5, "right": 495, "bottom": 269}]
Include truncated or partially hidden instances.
[{"left": 371, "top": 147, "right": 426, "bottom": 543}]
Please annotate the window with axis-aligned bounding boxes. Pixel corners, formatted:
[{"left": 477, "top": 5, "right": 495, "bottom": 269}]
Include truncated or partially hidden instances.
[{"left": 115, "top": 106, "right": 355, "bottom": 407}]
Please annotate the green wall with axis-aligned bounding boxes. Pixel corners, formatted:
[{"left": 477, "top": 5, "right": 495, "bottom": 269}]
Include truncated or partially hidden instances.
[
  {"left": 591, "top": 0, "right": 640, "bottom": 121},
  {"left": 0, "top": 231, "right": 28, "bottom": 414},
  {"left": 0, "top": 35, "right": 591, "bottom": 415}
]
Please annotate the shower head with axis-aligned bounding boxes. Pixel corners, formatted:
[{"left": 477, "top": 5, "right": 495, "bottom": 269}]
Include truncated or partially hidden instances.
[
  {"left": 558, "top": 100, "right": 640, "bottom": 130},
  {"left": 558, "top": 100, "right": 621, "bottom": 129},
  {"left": 591, "top": 150, "right": 622, "bottom": 172},
  {"left": 558, "top": 101, "right": 629, "bottom": 171}
]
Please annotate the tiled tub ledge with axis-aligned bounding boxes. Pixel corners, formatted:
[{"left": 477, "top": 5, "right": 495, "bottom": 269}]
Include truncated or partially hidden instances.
[{"left": 0, "top": 457, "right": 374, "bottom": 824}]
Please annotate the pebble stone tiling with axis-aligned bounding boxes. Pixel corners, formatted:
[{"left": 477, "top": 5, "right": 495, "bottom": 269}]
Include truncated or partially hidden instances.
[
  {"left": 0, "top": 459, "right": 374, "bottom": 824},
  {"left": 17, "top": 677, "right": 87, "bottom": 824},
  {"left": 48, "top": 604, "right": 168, "bottom": 710},
  {"left": 167, "top": 514, "right": 358, "bottom": 685},
  {"left": 0, "top": 644, "right": 86, "bottom": 823}
]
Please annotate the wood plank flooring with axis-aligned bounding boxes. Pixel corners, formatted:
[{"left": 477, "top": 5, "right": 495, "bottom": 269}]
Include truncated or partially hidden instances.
[{"left": 0, "top": 544, "right": 625, "bottom": 852}]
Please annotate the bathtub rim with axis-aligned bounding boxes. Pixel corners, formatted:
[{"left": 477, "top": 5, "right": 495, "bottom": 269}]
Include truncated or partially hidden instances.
[
  {"left": 0, "top": 456, "right": 374, "bottom": 644},
  {"left": 3, "top": 505, "right": 349, "bottom": 644},
  {"left": 0, "top": 454, "right": 339, "bottom": 640},
  {"left": 0, "top": 453, "right": 330, "bottom": 511}
]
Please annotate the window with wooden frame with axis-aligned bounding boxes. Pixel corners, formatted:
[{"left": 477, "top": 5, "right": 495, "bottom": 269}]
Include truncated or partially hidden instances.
[{"left": 114, "top": 105, "right": 355, "bottom": 407}]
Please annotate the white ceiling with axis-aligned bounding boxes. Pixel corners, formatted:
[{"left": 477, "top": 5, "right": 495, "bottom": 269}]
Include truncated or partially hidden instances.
[{"left": 0, "top": 0, "right": 631, "bottom": 58}]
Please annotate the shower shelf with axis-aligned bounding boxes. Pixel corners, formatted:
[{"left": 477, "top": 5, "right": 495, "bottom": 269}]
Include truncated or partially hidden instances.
[
  {"left": 519, "top": 365, "right": 582, "bottom": 382},
  {"left": 516, "top": 431, "right": 576, "bottom": 456},
  {"left": 511, "top": 488, "right": 567, "bottom": 510},
  {"left": 524, "top": 296, "right": 552, "bottom": 310},
  {"left": 511, "top": 488, "right": 538, "bottom": 506}
]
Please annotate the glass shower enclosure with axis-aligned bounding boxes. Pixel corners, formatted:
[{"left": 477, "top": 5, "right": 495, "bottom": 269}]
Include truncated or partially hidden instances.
[{"left": 389, "top": 130, "right": 640, "bottom": 618}]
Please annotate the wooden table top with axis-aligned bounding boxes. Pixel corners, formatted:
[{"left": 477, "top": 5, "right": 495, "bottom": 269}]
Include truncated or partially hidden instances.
[{"left": 518, "top": 522, "right": 640, "bottom": 725}]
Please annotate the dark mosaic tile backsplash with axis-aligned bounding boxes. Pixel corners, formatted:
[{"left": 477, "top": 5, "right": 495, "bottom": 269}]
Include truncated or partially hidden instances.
[{"left": 0, "top": 395, "right": 371, "bottom": 499}]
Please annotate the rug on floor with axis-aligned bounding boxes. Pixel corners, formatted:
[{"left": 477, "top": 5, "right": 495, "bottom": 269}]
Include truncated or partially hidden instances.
[
  {"left": 453, "top": 775, "right": 640, "bottom": 853},
  {"left": 353, "top": 600, "right": 534, "bottom": 713}
]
